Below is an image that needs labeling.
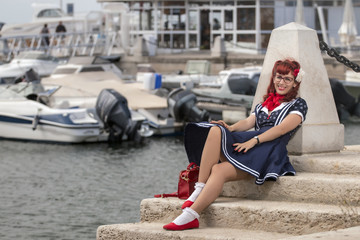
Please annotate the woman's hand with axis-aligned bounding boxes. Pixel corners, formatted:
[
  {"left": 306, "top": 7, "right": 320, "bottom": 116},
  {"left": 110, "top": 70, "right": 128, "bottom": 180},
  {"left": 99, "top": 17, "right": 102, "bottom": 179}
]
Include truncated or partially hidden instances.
[
  {"left": 233, "top": 138, "right": 257, "bottom": 153},
  {"left": 210, "top": 120, "right": 232, "bottom": 131}
]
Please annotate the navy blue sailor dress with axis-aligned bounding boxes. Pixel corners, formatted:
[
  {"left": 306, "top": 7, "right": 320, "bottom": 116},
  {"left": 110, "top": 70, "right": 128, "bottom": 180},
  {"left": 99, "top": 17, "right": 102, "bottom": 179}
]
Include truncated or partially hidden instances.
[{"left": 184, "top": 97, "right": 308, "bottom": 185}]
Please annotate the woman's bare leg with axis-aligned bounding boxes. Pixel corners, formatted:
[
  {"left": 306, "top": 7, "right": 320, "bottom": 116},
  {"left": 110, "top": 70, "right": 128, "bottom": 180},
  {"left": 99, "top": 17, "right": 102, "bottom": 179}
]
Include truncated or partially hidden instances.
[
  {"left": 198, "top": 126, "right": 223, "bottom": 183},
  {"left": 191, "top": 162, "right": 251, "bottom": 214}
]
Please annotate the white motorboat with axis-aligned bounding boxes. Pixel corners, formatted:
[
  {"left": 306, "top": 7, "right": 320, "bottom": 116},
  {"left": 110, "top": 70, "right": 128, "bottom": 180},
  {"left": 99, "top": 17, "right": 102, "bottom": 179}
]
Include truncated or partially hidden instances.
[
  {"left": 137, "top": 60, "right": 219, "bottom": 90},
  {"left": 0, "top": 51, "right": 62, "bottom": 84},
  {"left": 50, "top": 56, "right": 123, "bottom": 79},
  {"left": 0, "top": 84, "right": 152, "bottom": 143},
  {"left": 43, "top": 68, "right": 209, "bottom": 136},
  {"left": 191, "top": 66, "right": 261, "bottom": 121},
  {"left": 0, "top": 3, "right": 99, "bottom": 37}
]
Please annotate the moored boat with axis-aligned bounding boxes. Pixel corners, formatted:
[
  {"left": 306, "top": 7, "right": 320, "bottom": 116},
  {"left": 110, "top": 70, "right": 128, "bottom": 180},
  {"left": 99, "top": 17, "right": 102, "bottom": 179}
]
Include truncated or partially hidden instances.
[{"left": 0, "top": 85, "right": 152, "bottom": 143}]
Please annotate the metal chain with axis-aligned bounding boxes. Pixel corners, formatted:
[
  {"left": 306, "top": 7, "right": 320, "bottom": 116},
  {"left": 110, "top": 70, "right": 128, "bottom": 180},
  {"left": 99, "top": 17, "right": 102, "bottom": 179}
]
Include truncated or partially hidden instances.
[{"left": 319, "top": 41, "right": 360, "bottom": 72}]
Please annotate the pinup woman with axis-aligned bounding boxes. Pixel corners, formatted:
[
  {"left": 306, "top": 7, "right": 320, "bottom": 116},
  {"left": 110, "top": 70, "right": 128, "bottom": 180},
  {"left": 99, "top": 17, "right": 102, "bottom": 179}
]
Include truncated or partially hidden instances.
[{"left": 163, "top": 58, "right": 308, "bottom": 231}]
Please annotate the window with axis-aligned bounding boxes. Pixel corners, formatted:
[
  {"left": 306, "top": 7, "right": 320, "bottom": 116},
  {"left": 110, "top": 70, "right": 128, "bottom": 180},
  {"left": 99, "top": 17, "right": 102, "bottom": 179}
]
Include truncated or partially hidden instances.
[
  {"left": 37, "top": 9, "right": 63, "bottom": 18},
  {"left": 173, "top": 34, "right": 185, "bottom": 48},
  {"left": 189, "top": 34, "right": 198, "bottom": 48},
  {"left": 237, "top": 8, "right": 255, "bottom": 30},
  {"left": 237, "top": 1, "right": 256, "bottom": 6},
  {"left": 132, "top": 9, "right": 155, "bottom": 30},
  {"left": 80, "top": 67, "right": 104, "bottom": 73},
  {"left": 52, "top": 68, "right": 77, "bottom": 74},
  {"left": 260, "top": 8, "right": 274, "bottom": 30},
  {"left": 212, "top": 11, "right": 221, "bottom": 30},
  {"left": 224, "top": 10, "right": 234, "bottom": 30},
  {"left": 188, "top": 10, "right": 198, "bottom": 30},
  {"left": 236, "top": 34, "right": 256, "bottom": 48},
  {"left": 159, "top": 8, "right": 186, "bottom": 30}
]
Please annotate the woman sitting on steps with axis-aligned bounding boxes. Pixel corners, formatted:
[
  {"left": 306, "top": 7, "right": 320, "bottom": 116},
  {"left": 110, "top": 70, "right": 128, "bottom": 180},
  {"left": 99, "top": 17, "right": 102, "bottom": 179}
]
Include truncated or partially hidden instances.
[{"left": 163, "top": 58, "right": 308, "bottom": 231}]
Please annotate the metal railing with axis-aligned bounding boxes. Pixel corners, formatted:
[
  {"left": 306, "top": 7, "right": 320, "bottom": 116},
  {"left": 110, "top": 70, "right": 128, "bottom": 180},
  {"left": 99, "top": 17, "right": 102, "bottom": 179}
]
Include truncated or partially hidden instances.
[{"left": 0, "top": 31, "right": 123, "bottom": 61}]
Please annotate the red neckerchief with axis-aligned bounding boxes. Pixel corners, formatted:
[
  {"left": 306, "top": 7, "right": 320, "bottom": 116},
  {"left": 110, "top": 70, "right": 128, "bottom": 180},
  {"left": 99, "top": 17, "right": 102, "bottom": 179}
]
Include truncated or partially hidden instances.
[{"left": 262, "top": 93, "right": 285, "bottom": 112}]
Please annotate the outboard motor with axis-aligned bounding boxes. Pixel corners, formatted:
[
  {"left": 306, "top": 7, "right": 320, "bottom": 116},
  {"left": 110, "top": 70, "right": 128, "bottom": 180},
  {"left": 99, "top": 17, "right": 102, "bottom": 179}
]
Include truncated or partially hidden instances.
[
  {"left": 167, "top": 88, "right": 209, "bottom": 123},
  {"left": 96, "top": 89, "right": 141, "bottom": 142},
  {"left": 14, "top": 68, "right": 41, "bottom": 84},
  {"left": 329, "top": 78, "right": 357, "bottom": 121}
]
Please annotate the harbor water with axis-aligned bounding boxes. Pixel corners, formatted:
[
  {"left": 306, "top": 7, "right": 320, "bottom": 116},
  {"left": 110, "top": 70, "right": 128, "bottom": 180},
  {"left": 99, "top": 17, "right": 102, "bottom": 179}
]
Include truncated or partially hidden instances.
[{"left": 0, "top": 122, "right": 359, "bottom": 240}]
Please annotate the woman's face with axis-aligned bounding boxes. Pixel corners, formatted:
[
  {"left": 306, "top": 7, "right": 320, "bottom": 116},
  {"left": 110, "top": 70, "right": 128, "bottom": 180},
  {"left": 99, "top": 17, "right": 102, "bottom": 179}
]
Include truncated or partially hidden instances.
[{"left": 273, "top": 72, "right": 297, "bottom": 95}]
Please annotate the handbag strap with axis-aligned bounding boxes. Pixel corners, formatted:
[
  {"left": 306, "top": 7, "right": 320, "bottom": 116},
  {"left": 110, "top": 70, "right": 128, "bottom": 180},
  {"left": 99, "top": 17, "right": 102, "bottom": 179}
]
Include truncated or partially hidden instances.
[
  {"left": 154, "top": 191, "right": 178, "bottom": 198},
  {"left": 187, "top": 162, "right": 198, "bottom": 170}
]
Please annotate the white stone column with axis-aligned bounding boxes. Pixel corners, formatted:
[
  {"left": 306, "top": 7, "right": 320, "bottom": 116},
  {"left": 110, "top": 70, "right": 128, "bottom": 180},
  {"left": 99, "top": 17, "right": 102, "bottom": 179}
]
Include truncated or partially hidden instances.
[
  {"left": 252, "top": 22, "right": 344, "bottom": 154},
  {"left": 211, "top": 36, "right": 226, "bottom": 58},
  {"left": 133, "top": 36, "right": 149, "bottom": 57}
]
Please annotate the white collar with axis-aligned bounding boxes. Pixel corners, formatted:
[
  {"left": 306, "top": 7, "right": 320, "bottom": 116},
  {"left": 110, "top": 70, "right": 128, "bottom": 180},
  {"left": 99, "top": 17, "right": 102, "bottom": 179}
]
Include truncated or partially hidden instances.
[{"left": 261, "top": 102, "right": 287, "bottom": 114}]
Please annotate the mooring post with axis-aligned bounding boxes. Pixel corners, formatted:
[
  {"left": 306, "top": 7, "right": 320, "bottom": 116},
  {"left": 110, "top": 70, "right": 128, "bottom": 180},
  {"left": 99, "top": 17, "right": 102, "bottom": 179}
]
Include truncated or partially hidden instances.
[{"left": 252, "top": 22, "right": 344, "bottom": 154}]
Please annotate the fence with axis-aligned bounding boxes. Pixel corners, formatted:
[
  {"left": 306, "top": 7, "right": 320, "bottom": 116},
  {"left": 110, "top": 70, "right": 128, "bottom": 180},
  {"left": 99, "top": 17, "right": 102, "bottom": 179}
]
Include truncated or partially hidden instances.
[{"left": 0, "top": 31, "right": 124, "bottom": 62}]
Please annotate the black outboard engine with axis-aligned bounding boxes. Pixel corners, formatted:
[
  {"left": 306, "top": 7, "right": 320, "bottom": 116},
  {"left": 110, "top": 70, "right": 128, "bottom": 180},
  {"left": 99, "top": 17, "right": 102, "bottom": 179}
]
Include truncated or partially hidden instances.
[
  {"left": 14, "top": 68, "right": 41, "bottom": 84},
  {"left": 329, "top": 78, "right": 357, "bottom": 121},
  {"left": 96, "top": 89, "right": 141, "bottom": 142},
  {"left": 167, "top": 88, "right": 209, "bottom": 123}
]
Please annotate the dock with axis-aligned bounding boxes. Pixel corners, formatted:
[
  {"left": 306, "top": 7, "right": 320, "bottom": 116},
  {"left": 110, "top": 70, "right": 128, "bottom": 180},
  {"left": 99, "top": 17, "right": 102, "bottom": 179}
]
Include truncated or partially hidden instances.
[{"left": 96, "top": 145, "right": 360, "bottom": 240}]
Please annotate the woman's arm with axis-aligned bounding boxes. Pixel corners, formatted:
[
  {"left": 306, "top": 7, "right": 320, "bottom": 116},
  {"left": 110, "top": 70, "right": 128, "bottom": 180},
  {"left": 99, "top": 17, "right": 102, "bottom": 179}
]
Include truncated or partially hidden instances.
[
  {"left": 233, "top": 113, "right": 302, "bottom": 153},
  {"left": 211, "top": 114, "right": 256, "bottom": 132}
]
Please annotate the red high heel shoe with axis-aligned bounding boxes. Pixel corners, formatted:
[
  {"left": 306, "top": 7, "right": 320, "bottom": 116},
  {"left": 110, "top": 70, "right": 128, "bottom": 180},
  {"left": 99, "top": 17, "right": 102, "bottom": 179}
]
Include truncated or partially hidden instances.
[
  {"left": 181, "top": 200, "right": 194, "bottom": 209},
  {"left": 163, "top": 219, "right": 199, "bottom": 231}
]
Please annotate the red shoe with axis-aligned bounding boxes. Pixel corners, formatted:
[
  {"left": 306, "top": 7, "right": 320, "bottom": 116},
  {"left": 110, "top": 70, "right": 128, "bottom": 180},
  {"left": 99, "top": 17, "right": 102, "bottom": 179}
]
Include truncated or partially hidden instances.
[
  {"left": 181, "top": 200, "right": 194, "bottom": 209},
  {"left": 163, "top": 219, "right": 199, "bottom": 231}
]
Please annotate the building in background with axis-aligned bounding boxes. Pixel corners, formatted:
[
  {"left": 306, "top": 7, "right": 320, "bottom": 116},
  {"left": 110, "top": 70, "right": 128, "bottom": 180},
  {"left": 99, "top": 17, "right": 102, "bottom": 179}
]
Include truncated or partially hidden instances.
[{"left": 96, "top": 0, "right": 360, "bottom": 54}]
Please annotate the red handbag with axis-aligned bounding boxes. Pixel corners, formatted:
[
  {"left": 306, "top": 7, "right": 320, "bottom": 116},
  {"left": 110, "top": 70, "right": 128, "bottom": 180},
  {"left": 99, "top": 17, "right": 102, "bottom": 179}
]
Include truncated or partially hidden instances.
[{"left": 154, "top": 162, "right": 199, "bottom": 199}]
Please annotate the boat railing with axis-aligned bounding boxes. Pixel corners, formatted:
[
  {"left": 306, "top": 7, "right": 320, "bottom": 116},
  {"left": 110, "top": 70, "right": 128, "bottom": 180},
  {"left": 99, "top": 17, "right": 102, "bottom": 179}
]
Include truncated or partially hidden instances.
[{"left": 0, "top": 31, "right": 124, "bottom": 61}]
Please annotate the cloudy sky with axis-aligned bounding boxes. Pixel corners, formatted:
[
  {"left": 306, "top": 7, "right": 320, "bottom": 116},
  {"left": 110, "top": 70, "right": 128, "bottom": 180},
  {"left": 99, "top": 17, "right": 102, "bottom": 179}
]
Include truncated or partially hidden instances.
[{"left": 0, "top": 0, "right": 103, "bottom": 24}]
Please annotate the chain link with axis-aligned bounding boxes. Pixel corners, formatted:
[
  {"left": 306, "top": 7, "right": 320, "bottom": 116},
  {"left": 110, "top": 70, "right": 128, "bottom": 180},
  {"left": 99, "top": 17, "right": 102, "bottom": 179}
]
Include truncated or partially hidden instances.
[{"left": 319, "top": 41, "right": 360, "bottom": 72}]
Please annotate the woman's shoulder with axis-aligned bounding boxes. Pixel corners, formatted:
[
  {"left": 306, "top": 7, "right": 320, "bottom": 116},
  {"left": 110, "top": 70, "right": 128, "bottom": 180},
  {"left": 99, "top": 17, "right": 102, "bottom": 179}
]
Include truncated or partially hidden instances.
[
  {"left": 289, "top": 97, "right": 308, "bottom": 118},
  {"left": 293, "top": 97, "right": 308, "bottom": 107}
]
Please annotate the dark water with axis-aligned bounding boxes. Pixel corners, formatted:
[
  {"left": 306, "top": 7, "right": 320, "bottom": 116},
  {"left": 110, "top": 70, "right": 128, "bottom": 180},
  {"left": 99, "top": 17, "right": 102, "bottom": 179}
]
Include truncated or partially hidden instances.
[
  {"left": 0, "top": 122, "right": 359, "bottom": 240},
  {"left": 0, "top": 136, "right": 188, "bottom": 240}
]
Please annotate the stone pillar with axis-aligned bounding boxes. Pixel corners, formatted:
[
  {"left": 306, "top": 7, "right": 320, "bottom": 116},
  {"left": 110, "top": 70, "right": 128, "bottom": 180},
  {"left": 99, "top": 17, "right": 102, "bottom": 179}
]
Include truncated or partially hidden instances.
[
  {"left": 252, "top": 22, "right": 344, "bottom": 154},
  {"left": 133, "top": 36, "right": 149, "bottom": 57},
  {"left": 211, "top": 36, "right": 226, "bottom": 58}
]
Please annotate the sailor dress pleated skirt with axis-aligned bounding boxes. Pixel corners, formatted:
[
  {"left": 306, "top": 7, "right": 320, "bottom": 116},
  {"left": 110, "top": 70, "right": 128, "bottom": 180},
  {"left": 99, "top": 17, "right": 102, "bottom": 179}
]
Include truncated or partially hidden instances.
[{"left": 184, "top": 98, "right": 308, "bottom": 185}]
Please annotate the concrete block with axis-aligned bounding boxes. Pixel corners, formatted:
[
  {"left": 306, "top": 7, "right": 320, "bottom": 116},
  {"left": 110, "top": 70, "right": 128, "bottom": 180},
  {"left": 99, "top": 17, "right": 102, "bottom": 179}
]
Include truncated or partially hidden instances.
[
  {"left": 287, "top": 123, "right": 344, "bottom": 154},
  {"left": 139, "top": 197, "right": 360, "bottom": 235},
  {"left": 290, "top": 150, "right": 360, "bottom": 174},
  {"left": 252, "top": 22, "right": 344, "bottom": 154},
  {"left": 222, "top": 172, "right": 360, "bottom": 206},
  {"left": 97, "top": 222, "right": 293, "bottom": 240},
  {"left": 280, "top": 226, "right": 360, "bottom": 240}
]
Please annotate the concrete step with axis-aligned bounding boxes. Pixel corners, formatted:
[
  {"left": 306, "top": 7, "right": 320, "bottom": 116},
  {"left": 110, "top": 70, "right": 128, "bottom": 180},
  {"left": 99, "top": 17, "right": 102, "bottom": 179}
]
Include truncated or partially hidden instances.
[
  {"left": 97, "top": 222, "right": 295, "bottom": 240},
  {"left": 289, "top": 147, "right": 360, "bottom": 174},
  {"left": 222, "top": 172, "right": 360, "bottom": 206},
  {"left": 140, "top": 197, "right": 360, "bottom": 235},
  {"left": 279, "top": 225, "right": 360, "bottom": 240}
]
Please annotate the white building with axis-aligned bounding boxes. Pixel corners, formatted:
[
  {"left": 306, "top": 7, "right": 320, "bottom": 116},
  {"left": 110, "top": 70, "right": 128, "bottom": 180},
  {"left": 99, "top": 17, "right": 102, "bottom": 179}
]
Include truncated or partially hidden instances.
[{"left": 97, "top": 0, "right": 360, "bottom": 54}]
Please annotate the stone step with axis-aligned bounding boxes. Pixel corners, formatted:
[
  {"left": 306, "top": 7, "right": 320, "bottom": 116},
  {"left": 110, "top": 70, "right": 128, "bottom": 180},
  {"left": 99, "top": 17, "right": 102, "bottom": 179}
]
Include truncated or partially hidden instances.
[
  {"left": 222, "top": 172, "right": 360, "bottom": 206},
  {"left": 97, "top": 222, "right": 295, "bottom": 240},
  {"left": 289, "top": 147, "right": 360, "bottom": 174},
  {"left": 140, "top": 197, "right": 360, "bottom": 235}
]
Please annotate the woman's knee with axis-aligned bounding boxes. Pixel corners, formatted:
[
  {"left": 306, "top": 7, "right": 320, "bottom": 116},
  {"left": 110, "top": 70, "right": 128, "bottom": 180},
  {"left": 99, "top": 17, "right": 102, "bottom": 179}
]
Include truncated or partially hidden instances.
[
  {"left": 208, "top": 126, "right": 221, "bottom": 140},
  {"left": 210, "top": 163, "right": 230, "bottom": 181},
  {"left": 211, "top": 162, "right": 248, "bottom": 182}
]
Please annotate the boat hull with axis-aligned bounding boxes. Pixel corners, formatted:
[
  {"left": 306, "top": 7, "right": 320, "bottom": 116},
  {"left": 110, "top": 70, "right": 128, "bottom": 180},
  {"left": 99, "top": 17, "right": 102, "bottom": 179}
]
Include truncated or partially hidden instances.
[{"left": 0, "top": 114, "right": 108, "bottom": 143}]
